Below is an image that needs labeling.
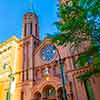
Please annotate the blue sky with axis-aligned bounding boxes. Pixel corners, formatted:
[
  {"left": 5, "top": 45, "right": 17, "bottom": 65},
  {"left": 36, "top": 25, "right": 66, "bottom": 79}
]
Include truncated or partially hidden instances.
[{"left": 0, "top": 0, "right": 58, "bottom": 42}]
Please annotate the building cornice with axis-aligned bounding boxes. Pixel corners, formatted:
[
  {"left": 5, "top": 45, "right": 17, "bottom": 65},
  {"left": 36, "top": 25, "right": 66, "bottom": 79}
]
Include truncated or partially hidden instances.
[{"left": 0, "top": 36, "right": 19, "bottom": 48}]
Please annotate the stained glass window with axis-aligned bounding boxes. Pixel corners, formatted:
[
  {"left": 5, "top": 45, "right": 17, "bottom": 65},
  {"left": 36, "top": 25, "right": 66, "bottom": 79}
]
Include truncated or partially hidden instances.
[{"left": 41, "top": 45, "right": 56, "bottom": 62}]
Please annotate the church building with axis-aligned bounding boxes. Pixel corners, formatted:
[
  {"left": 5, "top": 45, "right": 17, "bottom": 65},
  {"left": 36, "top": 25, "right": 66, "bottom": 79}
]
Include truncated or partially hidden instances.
[{"left": 0, "top": 1, "right": 100, "bottom": 100}]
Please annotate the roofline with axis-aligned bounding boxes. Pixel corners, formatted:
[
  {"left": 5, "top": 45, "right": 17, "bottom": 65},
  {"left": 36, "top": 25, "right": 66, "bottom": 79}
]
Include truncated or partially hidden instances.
[{"left": 0, "top": 36, "right": 19, "bottom": 48}]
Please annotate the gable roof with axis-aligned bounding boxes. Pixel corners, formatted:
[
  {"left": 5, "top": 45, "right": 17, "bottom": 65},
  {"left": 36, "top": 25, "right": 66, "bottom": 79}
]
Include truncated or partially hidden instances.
[{"left": 33, "top": 37, "right": 52, "bottom": 56}]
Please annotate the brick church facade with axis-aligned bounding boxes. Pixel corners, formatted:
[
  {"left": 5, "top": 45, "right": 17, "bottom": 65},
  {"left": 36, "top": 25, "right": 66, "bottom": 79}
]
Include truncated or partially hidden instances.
[
  {"left": 0, "top": 1, "right": 100, "bottom": 100},
  {"left": 20, "top": 11, "right": 100, "bottom": 100}
]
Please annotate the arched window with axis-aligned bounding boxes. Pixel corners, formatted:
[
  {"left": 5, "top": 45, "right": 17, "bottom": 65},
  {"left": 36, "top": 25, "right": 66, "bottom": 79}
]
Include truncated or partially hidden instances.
[{"left": 42, "top": 85, "right": 56, "bottom": 97}]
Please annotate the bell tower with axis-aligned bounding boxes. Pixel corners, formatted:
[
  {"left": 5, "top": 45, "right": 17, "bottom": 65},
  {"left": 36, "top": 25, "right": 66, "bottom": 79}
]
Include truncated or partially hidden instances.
[
  {"left": 22, "top": 12, "right": 39, "bottom": 39},
  {"left": 21, "top": 1, "right": 40, "bottom": 84}
]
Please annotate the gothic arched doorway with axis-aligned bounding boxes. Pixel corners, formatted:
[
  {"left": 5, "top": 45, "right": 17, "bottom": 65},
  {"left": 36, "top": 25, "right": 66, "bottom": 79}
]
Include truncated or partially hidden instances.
[
  {"left": 34, "top": 91, "right": 41, "bottom": 100},
  {"left": 42, "top": 85, "right": 56, "bottom": 100},
  {"left": 57, "top": 87, "right": 63, "bottom": 100}
]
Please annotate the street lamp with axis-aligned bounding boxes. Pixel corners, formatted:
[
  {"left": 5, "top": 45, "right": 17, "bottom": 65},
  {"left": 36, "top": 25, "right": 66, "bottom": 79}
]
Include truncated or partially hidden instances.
[
  {"left": 54, "top": 46, "right": 67, "bottom": 100},
  {"left": 3, "top": 63, "right": 15, "bottom": 100}
]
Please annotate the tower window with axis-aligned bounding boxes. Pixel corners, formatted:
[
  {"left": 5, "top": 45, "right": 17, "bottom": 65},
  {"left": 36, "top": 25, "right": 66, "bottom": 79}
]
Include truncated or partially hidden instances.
[
  {"left": 24, "top": 24, "right": 27, "bottom": 35},
  {"left": 26, "top": 43, "right": 29, "bottom": 80},
  {"left": 30, "top": 23, "right": 33, "bottom": 34},
  {"left": 34, "top": 41, "right": 37, "bottom": 48},
  {"left": 26, "top": 69, "right": 29, "bottom": 80},
  {"left": 35, "top": 24, "right": 38, "bottom": 34}
]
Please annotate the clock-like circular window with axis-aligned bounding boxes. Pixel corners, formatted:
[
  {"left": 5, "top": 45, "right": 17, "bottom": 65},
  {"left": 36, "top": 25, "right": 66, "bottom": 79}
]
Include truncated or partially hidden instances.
[{"left": 41, "top": 44, "right": 56, "bottom": 62}]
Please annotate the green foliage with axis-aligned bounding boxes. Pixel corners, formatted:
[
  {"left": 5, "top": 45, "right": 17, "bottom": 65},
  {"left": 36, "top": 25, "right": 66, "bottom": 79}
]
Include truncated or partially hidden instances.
[
  {"left": 76, "top": 44, "right": 100, "bottom": 82},
  {"left": 52, "top": 1, "right": 100, "bottom": 98},
  {"left": 79, "top": 71, "right": 94, "bottom": 81},
  {"left": 50, "top": 0, "right": 100, "bottom": 82},
  {"left": 75, "top": 45, "right": 100, "bottom": 68},
  {"left": 52, "top": 0, "right": 100, "bottom": 49},
  {"left": 78, "top": 65, "right": 100, "bottom": 81}
]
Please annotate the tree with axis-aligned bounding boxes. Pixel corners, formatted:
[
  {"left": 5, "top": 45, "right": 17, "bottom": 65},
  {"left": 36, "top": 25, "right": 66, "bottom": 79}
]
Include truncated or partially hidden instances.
[
  {"left": 52, "top": 0, "right": 100, "bottom": 49},
  {"left": 51, "top": 0, "right": 100, "bottom": 77},
  {"left": 75, "top": 44, "right": 100, "bottom": 100},
  {"left": 51, "top": 0, "right": 100, "bottom": 100},
  {"left": 50, "top": 0, "right": 100, "bottom": 79},
  {"left": 75, "top": 44, "right": 100, "bottom": 80}
]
